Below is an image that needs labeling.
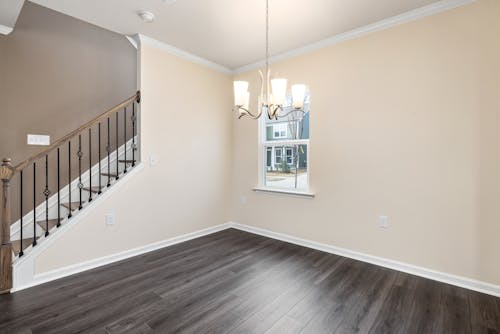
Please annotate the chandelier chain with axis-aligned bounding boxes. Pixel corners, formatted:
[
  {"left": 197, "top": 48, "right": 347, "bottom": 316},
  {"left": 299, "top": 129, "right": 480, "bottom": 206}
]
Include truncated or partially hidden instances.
[
  {"left": 266, "top": 0, "right": 269, "bottom": 98},
  {"left": 232, "top": 0, "right": 307, "bottom": 120}
]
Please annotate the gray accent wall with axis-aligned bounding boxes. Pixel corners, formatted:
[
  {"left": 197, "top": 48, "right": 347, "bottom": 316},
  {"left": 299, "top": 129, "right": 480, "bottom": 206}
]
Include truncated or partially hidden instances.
[
  {"left": 0, "top": 1, "right": 137, "bottom": 220},
  {"left": 0, "top": 1, "right": 137, "bottom": 163}
]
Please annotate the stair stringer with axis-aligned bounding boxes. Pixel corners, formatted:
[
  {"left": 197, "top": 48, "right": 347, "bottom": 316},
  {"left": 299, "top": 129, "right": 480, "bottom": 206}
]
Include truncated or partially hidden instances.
[
  {"left": 12, "top": 163, "right": 144, "bottom": 290},
  {"left": 10, "top": 137, "right": 138, "bottom": 241}
]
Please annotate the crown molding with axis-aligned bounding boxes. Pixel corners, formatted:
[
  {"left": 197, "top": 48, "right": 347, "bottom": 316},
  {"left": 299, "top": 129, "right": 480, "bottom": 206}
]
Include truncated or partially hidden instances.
[
  {"left": 139, "top": 34, "right": 233, "bottom": 75},
  {"left": 233, "top": 0, "right": 475, "bottom": 74},
  {"left": 125, "top": 35, "right": 138, "bottom": 49},
  {"left": 0, "top": 24, "right": 13, "bottom": 35}
]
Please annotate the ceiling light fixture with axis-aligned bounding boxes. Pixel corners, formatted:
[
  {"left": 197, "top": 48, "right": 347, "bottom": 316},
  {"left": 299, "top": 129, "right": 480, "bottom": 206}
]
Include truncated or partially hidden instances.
[
  {"left": 233, "top": 0, "right": 307, "bottom": 120},
  {"left": 138, "top": 10, "right": 155, "bottom": 23}
]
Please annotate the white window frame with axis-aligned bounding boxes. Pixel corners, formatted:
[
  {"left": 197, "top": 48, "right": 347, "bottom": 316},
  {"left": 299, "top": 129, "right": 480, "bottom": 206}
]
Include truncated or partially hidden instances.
[
  {"left": 256, "top": 115, "right": 312, "bottom": 196},
  {"left": 275, "top": 147, "right": 283, "bottom": 164},
  {"left": 273, "top": 123, "right": 288, "bottom": 139},
  {"left": 285, "top": 147, "right": 293, "bottom": 164}
]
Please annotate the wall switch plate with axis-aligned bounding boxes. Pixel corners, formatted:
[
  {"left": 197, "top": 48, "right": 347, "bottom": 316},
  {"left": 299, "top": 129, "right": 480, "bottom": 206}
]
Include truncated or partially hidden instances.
[
  {"left": 105, "top": 213, "right": 115, "bottom": 226},
  {"left": 378, "top": 216, "right": 389, "bottom": 229},
  {"left": 149, "top": 155, "right": 158, "bottom": 166},
  {"left": 27, "top": 134, "right": 50, "bottom": 146}
]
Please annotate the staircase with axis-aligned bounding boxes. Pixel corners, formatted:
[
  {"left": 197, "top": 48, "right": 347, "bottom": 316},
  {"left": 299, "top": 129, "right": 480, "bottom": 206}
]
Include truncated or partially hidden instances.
[{"left": 0, "top": 91, "right": 141, "bottom": 293}]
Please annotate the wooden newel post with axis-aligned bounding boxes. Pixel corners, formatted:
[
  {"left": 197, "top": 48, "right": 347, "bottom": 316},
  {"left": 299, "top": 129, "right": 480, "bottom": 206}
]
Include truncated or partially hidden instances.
[{"left": 0, "top": 158, "right": 14, "bottom": 294}]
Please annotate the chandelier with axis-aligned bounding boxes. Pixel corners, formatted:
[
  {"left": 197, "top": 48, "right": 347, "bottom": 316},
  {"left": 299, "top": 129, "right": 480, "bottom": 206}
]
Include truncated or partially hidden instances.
[{"left": 233, "top": 0, "right": 307, "bottom": 120}]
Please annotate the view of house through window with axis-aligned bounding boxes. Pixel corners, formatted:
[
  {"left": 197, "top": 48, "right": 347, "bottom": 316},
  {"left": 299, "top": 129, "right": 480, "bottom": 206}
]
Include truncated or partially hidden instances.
[{"left": 262, "top": 95, "right": 310, "bottom": 190}]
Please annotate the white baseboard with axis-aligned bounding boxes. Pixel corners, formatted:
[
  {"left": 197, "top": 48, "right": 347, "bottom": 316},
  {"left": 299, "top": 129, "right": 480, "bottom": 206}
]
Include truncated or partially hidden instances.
[
  {"left": 13, "top": 220, "right": 500, "bottom": 298},
  {"left": 12, "top": 222, "right": 232, "bottom": 292},
  {"left": 229, "top": 222, "right": 500, "bottom": 298}
]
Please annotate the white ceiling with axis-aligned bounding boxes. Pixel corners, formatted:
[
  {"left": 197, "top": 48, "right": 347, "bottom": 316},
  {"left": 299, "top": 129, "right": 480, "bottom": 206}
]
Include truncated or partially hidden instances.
[
  {"left": 0, "top": 0, "right": 24, "bottom": 33},
  {"left": 29, "top": 0, "right": 447, "bottom": 69}
]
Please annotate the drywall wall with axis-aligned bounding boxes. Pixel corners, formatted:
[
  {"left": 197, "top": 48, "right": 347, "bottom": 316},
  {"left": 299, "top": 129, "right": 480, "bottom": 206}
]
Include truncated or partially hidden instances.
[
  {"left": 0, "top": 2, "right": 137, "bottom": 220},
  {"left": 18, "top": 0, "right": 499, "bottom": 291},
  {"left": 32, "top": 39, "right": 233, "bottom": 273},
  {"left": 231, "top": 0, "right": 500, "bottom": 286},
  {"left": 0, "top": 1, "right": 136, "bottom": 163}
]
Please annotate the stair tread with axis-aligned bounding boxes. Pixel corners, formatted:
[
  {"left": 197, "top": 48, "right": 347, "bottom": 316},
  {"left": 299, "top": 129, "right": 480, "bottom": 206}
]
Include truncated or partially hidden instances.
[
  {"left": 36, "top": 219, "right": 61, "bottom": 231},
  {"left": 61, "top": 202, "right": 80, "bottom": 211},
  {"left": 12, "top": 238, "right": 37, "bottom": 256},
  {"left": 83, "top": 186, "right": 101, "bottom": 193}
]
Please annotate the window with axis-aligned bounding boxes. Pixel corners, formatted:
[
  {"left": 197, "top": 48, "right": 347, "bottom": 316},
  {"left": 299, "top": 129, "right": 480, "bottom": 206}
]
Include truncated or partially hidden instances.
[
  {"left": 266, "top": 148, "right": 272, "bottom": 168},
  {"left": 273, "top": 124, "right": 288, "bottom": 139},
  {"left": 286, "top": 148, "right": 293, "bottom": 164},
  {"left": 260, "top": 94, "right": 310, "bottom": 191},
  {"left": 275, "top": 148, "right": 282, "bottom": 164}
]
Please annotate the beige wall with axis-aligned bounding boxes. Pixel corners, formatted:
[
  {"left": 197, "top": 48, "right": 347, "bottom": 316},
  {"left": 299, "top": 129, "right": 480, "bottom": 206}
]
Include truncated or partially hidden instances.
[
  {"left": 34, "top": 42, "right": 233, "bottom": 273},
  {"left": 31, "top": 0, "right": 499, "bottom": 288},
  {"left": 231, "top": 0, "right": 500, "bottom": 285}
]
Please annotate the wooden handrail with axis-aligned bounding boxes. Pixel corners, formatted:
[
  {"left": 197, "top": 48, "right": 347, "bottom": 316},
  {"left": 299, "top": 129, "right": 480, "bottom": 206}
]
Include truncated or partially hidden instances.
[{"left": 13, "top": 91, "right": 141, "bottom": 173}]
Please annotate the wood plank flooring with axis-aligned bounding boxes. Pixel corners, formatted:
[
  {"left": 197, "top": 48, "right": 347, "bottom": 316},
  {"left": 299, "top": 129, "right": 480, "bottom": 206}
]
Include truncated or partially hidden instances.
[{"left": 0, "top": 228, "right": 499, "bottom": 333}]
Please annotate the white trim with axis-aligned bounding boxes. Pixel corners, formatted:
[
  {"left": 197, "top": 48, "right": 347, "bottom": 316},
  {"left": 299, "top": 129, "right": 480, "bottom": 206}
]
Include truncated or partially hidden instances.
[
  {"left": 12, "top": 221, "right": 500, "bottom": 297},
  {"left": 229, "top": 223, "right": 500, "bottom": 298},
  {"left": 125, "top": 35, "right": 139, "bottom": 49},
  {"left": 262, "top": 139, "right": 310, "bottom": 147},
  {"left": 233, "top": 0, "right": 475, "bottom": 74},
  {"left": 139, "top": 34, "right": 233, "bottom": 75},
  {"left": 0, "top": 24, "right": 13, "bottom": 35},
  {"left": 12, "top": 219, "right": 231, "bottom": 292},
  {"left": 252, "top": 187, "right": 315, "bottom": 198},
  {"left": 10, "top": 137, "right": 137, "bottom": 240},
  {"left": 13, "top": 161, "right": 144, "bottom": 267},
  {"left": 13, "top": 163, "right": 143, "bottom": 290}
]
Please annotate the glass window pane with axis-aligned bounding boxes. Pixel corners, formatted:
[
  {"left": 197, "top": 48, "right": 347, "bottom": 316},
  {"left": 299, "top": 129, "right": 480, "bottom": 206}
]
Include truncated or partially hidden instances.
[
  {"left": 264, "top": 94, "right": 310, "bottom": 141},
  {"left": 265, "top": 144, "right": 308, "bottom": 190}
]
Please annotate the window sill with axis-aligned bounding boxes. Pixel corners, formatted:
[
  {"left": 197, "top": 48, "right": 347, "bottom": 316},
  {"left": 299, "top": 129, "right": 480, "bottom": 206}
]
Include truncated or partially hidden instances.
[{"left": 252, "top": 187, "right": 315, "bottom": 198}]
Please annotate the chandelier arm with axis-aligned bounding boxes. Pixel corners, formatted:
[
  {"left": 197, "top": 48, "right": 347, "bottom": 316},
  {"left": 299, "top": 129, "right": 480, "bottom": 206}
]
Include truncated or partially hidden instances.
[
  {"left": 277, "top": 108, "right": 306, "bottom": 119},
  {"left": 235, "top": 106, "right": 262, "bottom": 120}
]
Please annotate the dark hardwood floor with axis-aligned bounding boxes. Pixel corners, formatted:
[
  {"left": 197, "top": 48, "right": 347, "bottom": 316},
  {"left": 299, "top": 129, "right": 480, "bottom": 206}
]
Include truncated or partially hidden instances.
[{"left": 1, "top": 228, "right": 499, "bottom": 334}]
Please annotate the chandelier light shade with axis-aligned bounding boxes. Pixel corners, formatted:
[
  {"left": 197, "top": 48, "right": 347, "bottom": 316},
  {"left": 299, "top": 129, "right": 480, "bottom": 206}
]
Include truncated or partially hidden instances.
[
  {"left": 271, "top": 78, "right": 287, "bottom": 106},
  {"left": 291, "top": 84, "right": 306, "bottom": 109},
  {"left": 232, "top": 0, "right": 308, "bottom": 120},
  {"left": 234, "top": 81, "right": 250, "bottom": 108}
]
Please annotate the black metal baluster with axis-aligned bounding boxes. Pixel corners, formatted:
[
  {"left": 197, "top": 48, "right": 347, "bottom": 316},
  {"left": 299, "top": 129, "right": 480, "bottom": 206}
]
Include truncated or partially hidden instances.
[
  {"left": 68, "top": 141, "right": 72, "bottom": 219},
  {"left": 107, "top": 117, "right": 111, "bottom": 187},
  {"left": 123, "top": 107, "right": 127, "bottom": 173},
  {"left": 132, "top": 102, "right": 136, "bottom": 167},
  {"left": 115, "top": 112, "right": 119, "bottom": 180},
  {"left": 19, "top": 170, "right": 24, "bottom": 257},
  {"left": 88, "top": 128, "right": 92, "bottom": 202},
  {"left": 98, "top": 123, "right": 102, "bottom": 194},
  {"left": 78, "top": 134, "right": 83, "bottom": 210},
  {"left": 44, "top": 155, "right": 49, "bottom": 237},
  {"left": 57, "top": 148, "right": 61, "bottom": 227},
  {"left": 32, "top": 162, "right": 37, "bottom": 246}
]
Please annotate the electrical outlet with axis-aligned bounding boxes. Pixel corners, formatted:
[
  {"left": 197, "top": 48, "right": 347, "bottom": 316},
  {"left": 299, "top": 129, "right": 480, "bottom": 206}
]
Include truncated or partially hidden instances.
[
  {"left": 240, "top": 196, "right": 247, "bottom": 205},
  {"left": 27, "top": 134, "right": 50, "bottom": 146},
  {"left": 105, "top": 213, "right": 115, "bottom": 226},
  {"left": 378, "top": 216, "right": 389, "bottom": 229}
]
